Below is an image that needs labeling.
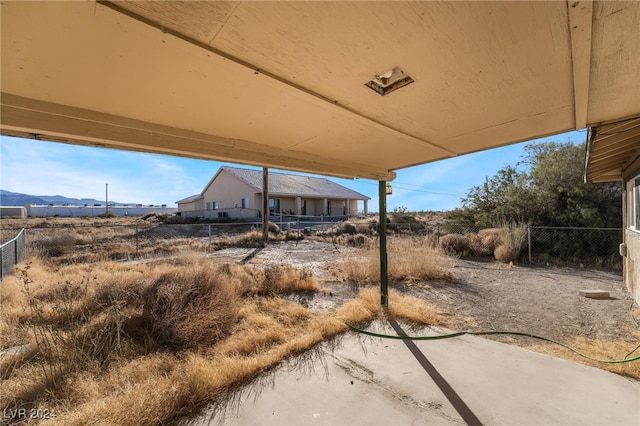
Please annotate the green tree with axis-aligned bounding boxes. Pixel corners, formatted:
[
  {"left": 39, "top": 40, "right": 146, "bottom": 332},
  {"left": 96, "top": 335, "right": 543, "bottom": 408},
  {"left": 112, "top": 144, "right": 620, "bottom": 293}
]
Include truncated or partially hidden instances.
[{"left": 446, "top": 141, "right": 622, "bottom": 227}]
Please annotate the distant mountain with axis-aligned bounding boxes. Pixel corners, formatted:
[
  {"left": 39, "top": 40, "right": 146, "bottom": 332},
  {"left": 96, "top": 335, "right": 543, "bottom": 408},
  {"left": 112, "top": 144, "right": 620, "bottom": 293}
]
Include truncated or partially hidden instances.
[{"left": 0, "top": 190, "right": 127, "bottom": 206}]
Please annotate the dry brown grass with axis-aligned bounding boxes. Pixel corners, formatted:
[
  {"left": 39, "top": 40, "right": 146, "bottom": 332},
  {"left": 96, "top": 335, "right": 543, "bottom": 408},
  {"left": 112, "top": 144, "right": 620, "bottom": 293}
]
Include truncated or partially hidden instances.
[
  {"left": 213, "top": 228, "right": 300, "bottom": 249},
  {"left": 339, "top": 236, "right": 453, "bottom": 285},
  {"left": 337, "top": 288, "right": 447, "bottom": 327},
  {"left": 0, "top": 241, "right": 452, "bottom": 426},
  {"left": 527, "top": 331, "right": 640, "bottom": 379}
]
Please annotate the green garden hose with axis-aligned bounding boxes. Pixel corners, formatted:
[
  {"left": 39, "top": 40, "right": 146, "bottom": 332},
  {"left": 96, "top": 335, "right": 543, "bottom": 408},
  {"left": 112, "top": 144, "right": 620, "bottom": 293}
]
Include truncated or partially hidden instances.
[{"left": 337, "top": 319, "right": 640, "bottom": 364}]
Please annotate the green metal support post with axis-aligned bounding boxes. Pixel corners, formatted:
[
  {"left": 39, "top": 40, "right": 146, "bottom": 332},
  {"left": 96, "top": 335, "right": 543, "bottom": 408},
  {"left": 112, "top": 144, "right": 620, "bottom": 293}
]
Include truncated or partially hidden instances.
[
  {"left": 262, "top": 167, "right": 269, "bottom": 243},
  {"left": 379, "top": 181, "right": 389, "bottom": 307}
]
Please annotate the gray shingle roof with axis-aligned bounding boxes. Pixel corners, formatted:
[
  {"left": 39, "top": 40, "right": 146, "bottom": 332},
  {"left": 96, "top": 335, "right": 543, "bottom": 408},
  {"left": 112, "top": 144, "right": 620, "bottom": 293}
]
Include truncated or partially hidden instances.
[
  {"left": 175, "top": 194, "right": 203, "bottom": 204},
  {"left": 222, "top": 166, "right": 370, "bottom": 199}
]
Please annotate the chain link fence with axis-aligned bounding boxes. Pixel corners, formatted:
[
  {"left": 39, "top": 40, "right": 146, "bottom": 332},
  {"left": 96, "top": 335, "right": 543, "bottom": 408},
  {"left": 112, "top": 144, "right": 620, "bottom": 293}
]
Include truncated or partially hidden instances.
[
  {"left": 1, "top": 228, "right": 26, "bottom": 280},
  {"left": 430, "top": 223, "right": 622, "bottom": 267},
  {"left": 527, "top": 226, "right": 622, "bottom": 265},
  {"left": 3, "top": 221, "right": 624, "bottom": 269},
  {"left": 4, "top": 220, "right": 342, "bottom": 264}
]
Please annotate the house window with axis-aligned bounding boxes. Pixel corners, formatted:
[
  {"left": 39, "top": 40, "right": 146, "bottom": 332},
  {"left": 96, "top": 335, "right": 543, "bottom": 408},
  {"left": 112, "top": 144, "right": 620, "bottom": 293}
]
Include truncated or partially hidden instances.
[
  {"left": 269, "top": 198, "right": 280, "bottom": 213},
  {"left": 241, "top": 198, "right": 249, "bottom": 209},
  {"left": 213, "top": 201, "right": 219, "bottom": 210},
  {"left": 206, "top": 202, "right": 211, "bottom": 211}
]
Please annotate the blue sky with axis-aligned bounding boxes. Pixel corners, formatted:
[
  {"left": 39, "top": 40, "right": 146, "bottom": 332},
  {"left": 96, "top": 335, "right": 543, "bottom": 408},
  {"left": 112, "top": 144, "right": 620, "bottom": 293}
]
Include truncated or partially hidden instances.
[{"left": 0, "top": 131, "right": 586, "bottom": 212}]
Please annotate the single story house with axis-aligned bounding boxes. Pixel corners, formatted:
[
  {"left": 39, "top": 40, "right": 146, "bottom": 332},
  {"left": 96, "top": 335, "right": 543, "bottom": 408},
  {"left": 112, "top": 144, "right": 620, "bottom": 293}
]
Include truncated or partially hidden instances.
[
  {"left": 177, "top": 166, "right": 370, "bottom": 219},
  {"left": 585, "top": 116, "right": 640, "bottom": 304}
]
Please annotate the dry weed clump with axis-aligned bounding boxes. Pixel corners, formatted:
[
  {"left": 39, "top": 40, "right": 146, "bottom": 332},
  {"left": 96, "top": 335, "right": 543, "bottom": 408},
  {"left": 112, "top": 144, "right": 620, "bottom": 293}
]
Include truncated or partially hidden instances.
[
  {"left": 333, "top": 222, "right": 375, "bottom": 236},
  {"left": 476, "top": 228, "right": 498, "bottom": 250},
  {"left": 261, "top": 265, "right": 319, "bottom": 295},
  {"left": 439, "top": 233, "right": 471, "bottom": 256},
  {"left": 214, "top": 230, "right": 266, "bottom": 249},
  {"left": 143, "top": 265, "right": 242, "bottom": 349},
  {"left": 336, "top": 233, "right": 375, "bottom": 248},
  {"left": 340, "top": 236, "right": 453, "bottom": 285},
  {"left": 493, "top": 224, "right": 527, "bottom": 262},
  {"left": 217, "top": 263, "right": 319, "bottom": 296}
]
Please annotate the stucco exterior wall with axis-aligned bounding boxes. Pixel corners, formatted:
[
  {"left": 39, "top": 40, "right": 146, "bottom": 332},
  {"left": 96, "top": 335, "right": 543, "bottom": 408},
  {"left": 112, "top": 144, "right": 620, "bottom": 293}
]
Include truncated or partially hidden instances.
[
  {"left": 203, "top": 170, "right": 259, "bottom": 212},
  {"left": 624, "top": 229, "right": 640, "bottom": 303},
  {"left": 178, "top": 201, "right": 199, "bottom": 213},
  {"left": 310, "top": 199, "right": 325, "bottom": 216},
  {"left": 623, "top": 167, "right": 640, "bottom": 305},
  {"left": 277, "top": 197, "right": 296, "bottom": 214}
]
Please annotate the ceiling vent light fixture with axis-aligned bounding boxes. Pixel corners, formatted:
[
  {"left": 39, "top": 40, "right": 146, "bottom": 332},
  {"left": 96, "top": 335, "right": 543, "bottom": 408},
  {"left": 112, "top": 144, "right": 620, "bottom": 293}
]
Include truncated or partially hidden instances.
[{"left": 365, "top": 66, "right": 414, "bottom": 96}]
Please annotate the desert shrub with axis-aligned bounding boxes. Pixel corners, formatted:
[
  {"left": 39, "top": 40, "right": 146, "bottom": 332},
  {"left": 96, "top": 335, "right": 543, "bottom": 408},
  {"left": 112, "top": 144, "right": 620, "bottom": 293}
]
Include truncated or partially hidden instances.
[
  {"left": 284, "top": 230, "right": 304, "bottom": 241},
  {"left": 322, "top": 222, "right": 377, "bottom": 240},
  {"left": 478, "top": 228, "right": 502, "bottom": 251},
  {"left": 493, "top": 224, "right": 527, "bottom": 263},
  {"left": 439, "top": 233, "right": 470, "bottom": 256},
  {"left": 260, "top": 265, "right": 319, "bottom": 295},
  {"left": 94, "top": 275, "right": 148, "bottom": 309},
  {"left": 338, "top": 223, "right": 358, "bottom": 235},
  {"left": 336, "top": 233, "right": 374, "bottom": 248},
  {"left": 389, "top": 206, "right": 416, "bottom": 224},
  {"left": 268, "top": 221, "right": 281, "bottom": 234},
  {"left": 141, "top": 212, "right": 168, "bottom": 222},
  {"left": 466, "top": 233, "right": 492, "bottom": 256},
  {"left": 142, "top": 265, "right": 241, "bottom": 349}
]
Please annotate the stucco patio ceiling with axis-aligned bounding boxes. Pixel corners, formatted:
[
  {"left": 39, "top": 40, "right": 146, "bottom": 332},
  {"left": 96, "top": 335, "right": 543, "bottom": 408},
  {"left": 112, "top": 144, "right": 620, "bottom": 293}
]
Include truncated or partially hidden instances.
[{"left": 1, "top": 1, "right": 639, "bottom": 181}]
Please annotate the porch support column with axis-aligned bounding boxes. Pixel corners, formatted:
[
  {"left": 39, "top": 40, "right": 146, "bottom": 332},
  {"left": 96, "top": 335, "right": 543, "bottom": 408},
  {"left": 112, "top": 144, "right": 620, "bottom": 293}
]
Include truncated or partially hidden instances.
[
  {"left": 323, "top": 198, "right": 328, "bottom": 215},
  {"left": 262, "top": 167, "right": 269, "bottom": 243},
  {"left": 364, "top": 199, "right": 368, "bottom": 215},
  {"left": 296, "top": 196, "right": 301, "bottom": 216},
  {"left": 379, "top": 181, "right": 389, "bottom": 307}
]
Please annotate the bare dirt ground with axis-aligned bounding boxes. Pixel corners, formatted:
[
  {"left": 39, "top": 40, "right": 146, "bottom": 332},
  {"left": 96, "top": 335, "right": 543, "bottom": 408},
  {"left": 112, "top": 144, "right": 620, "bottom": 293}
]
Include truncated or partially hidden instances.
[
  {"left": 211, "top": 240, "right": 640, "bottom": 348},
  {"left": 420, "top": 259, "right": 638, "bottom": 344}
]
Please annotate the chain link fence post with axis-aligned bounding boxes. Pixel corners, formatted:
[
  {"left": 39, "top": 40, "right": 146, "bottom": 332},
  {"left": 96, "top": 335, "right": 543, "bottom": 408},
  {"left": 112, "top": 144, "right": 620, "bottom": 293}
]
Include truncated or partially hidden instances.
[
  {"left": 1, "top": 228, "right": 26, "bottom": 280},
  {"left": 528, "top": 225, "right": 532, "bottom": 263}
]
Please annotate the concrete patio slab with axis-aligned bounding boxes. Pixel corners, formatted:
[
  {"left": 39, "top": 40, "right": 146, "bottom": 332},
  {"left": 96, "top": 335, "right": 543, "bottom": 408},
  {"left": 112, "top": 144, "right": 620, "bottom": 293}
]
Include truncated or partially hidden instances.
[{"left": 187, "top": 322, "right": 640, "bottom": 426}]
